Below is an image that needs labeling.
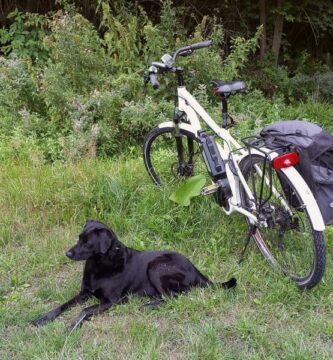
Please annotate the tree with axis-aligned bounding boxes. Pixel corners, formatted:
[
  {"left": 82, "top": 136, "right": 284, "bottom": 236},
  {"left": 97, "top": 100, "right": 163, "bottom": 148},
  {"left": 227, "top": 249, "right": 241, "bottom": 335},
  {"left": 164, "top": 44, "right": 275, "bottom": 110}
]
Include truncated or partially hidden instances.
[
  {"left": 259, "top": 0, "right": 267, "bottom": 61},
  {"left": 271, "top": 0, "right": 285, "bottom": 64}
]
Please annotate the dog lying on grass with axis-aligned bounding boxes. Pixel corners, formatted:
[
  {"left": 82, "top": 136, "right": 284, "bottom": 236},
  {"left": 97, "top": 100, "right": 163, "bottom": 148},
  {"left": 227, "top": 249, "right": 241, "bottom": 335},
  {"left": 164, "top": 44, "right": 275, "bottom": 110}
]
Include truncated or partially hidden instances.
[{"left": 32, "top": 220, "right": 236, "bottom": 330}]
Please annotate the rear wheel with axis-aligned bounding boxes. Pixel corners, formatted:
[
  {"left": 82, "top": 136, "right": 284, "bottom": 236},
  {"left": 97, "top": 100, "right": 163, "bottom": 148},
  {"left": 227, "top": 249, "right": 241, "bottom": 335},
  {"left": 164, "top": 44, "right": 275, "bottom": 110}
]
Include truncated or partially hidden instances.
[
  {"left": 239, "top": 154, "right": 326, "bottom": 289},
  {"left": 143, "top": 126, "right": 206, "bottom": 187}
]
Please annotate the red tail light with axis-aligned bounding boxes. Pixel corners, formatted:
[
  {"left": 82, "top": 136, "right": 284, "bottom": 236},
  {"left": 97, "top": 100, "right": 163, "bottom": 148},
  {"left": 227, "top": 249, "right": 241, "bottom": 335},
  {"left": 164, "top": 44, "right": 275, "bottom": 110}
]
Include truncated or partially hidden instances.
[{"left": 272, "top": 152, "right": 299, "bottom": 170}]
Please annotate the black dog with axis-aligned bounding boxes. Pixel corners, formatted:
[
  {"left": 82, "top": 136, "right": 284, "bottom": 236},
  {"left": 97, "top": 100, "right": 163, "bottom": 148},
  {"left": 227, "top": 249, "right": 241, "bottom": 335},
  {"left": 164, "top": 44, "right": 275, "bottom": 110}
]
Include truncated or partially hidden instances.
[{"left": 32, "top": 220, "right": 236, "bottom": 330}]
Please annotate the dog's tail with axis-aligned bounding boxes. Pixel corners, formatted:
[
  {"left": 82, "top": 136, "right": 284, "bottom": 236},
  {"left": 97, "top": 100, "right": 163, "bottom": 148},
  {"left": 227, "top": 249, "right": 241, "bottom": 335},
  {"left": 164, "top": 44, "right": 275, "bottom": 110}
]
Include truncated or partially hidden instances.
[{"left": 218, "top": 277, "right": 237, "bottom": 289}]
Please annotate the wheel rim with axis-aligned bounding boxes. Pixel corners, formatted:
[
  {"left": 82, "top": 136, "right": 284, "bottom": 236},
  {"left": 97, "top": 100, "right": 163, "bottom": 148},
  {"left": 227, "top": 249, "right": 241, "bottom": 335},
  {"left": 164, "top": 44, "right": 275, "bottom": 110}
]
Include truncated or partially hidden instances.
[
  {"left": 241, "top": 156, "right": 316, "bottom": 281},
  {"left": 146, "top": 129, "right": 206, "bottom": 187}
]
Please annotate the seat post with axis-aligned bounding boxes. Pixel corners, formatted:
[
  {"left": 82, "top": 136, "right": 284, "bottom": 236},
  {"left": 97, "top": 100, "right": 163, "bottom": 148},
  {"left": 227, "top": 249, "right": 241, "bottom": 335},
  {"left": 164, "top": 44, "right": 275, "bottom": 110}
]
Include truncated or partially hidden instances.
[{"left": 221, "top": 96, "right": 229, "bottom": 128}]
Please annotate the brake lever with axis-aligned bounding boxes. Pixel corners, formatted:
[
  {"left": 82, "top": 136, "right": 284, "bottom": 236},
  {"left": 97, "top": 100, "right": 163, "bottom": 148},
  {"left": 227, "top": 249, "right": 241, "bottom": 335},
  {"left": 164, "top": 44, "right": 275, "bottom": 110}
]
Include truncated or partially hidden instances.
[{"left": 179, "top": 49, "right": 194, "bottom": 57}]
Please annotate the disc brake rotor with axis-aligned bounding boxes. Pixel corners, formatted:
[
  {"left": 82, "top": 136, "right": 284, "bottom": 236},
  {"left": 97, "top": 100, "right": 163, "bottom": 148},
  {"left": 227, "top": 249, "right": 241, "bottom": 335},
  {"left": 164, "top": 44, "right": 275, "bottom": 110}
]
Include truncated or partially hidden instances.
[{"left": 171, "top": 162, "right": 194, "bottom": 179}]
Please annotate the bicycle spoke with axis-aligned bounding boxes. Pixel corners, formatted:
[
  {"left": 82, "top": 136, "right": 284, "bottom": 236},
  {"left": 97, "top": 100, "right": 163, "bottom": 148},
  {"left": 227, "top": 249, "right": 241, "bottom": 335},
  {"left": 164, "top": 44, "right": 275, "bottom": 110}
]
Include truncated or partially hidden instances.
[
  {"left": 239, "top": 154, "right": 325, "bottom": 288},
  {"left": 143, "top": 127, "right": 207, "bottom": 187}
]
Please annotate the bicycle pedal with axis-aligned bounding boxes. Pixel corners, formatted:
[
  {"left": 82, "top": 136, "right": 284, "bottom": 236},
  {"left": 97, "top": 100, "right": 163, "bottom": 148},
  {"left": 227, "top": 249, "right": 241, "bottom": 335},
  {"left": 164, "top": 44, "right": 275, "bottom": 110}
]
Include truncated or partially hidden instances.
[{"left": 201, "top": 183, "right": 219, "bottom": 196}]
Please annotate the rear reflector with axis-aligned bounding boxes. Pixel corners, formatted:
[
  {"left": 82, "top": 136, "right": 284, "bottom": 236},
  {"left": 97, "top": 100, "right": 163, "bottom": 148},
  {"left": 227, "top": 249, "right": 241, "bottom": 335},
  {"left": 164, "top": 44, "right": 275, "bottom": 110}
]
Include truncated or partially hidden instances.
[{"left": 272, "top": 152, "right": 299, "bottom": 170}]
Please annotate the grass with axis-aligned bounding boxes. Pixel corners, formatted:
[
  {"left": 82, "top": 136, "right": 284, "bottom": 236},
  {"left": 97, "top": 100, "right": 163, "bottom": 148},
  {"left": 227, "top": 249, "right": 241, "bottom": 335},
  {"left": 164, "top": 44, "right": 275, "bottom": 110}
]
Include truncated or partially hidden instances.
[{"left": 1, "top": 155, "right": 333, "bottom": 359}]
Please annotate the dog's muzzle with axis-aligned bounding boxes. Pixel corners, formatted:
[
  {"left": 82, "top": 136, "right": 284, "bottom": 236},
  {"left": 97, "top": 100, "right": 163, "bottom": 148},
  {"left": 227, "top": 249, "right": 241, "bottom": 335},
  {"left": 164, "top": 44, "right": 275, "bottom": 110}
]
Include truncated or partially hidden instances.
[{"left": 66, "top": 250, "right": 75, "bottom": 259}]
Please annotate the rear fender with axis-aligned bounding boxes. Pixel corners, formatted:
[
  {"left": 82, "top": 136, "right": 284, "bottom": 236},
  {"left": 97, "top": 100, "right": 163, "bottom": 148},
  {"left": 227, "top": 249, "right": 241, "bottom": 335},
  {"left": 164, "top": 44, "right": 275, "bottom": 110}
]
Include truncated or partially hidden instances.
[{"left": 281, "top": 166, "right": 325, "bottom": 231}]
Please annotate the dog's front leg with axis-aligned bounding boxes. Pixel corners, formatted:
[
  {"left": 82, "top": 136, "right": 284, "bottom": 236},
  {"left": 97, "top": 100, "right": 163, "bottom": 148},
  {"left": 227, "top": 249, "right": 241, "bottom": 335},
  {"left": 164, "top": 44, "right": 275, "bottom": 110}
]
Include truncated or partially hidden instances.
[
  {"left": 32, "top": 290, "right": 91, "bottom": 327},
  {"left": 67, "top": 300, "right": 115, "bottom": 331}
]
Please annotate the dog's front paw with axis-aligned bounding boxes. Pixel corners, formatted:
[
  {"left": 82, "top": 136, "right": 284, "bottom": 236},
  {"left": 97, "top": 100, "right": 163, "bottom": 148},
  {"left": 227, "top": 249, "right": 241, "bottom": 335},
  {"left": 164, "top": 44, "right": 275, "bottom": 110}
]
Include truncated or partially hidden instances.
[
  {"left": 67, "top": 312, "right": 86, "bottom": 331},
  {"left": 67, "top": 320, "right": 83, "bottom": 332},
  {"left": 31, "top": 315, "right": 51, "bottom": 327},
  {"left": 67, "top": 323, "right": 80, "bottom": 332}
]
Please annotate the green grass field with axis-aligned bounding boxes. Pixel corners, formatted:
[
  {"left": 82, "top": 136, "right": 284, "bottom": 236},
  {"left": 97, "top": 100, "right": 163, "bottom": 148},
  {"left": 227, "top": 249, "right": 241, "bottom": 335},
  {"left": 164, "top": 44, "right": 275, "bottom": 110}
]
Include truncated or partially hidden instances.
[{"left": 1, "top": 156, "right": 333, "bottom": 359}]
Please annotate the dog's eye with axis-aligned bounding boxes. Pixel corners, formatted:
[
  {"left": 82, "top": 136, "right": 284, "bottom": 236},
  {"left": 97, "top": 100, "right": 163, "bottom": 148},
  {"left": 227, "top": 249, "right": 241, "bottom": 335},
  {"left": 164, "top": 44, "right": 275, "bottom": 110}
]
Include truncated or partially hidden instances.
[{"left": 79, "top": 236, "right": 87, "bottom": 244}]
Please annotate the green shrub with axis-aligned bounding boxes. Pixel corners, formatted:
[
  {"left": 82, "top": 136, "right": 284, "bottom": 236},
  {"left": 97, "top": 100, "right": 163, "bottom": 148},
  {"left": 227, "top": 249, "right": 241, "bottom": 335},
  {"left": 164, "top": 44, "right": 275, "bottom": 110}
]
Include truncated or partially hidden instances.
[
  {"left": 0, "top": 10, "right": 49, "bottom": 63},
  {"left": 0, "top": 56, "right": 42, "bottom": 133},
  {"left": 246, "top": 60, "right": 293, "bottom": 100},
  {"left": 42, "top": 12, "right": 110, "bottom": 117},
  {"left": 291, "top": 71, "right": 333, "bottom": 102},
  {"left": 246, "top": 52, "right": 332, "bottom": 103},
  {"left": 120, "top": 97, "right": 174, "bottom": 143},
  {"left": 2, "top": 1, "right": 329, "bottom": 164},
  {"left": 0, "top": 130, "right": 44, "bottom": 166}
]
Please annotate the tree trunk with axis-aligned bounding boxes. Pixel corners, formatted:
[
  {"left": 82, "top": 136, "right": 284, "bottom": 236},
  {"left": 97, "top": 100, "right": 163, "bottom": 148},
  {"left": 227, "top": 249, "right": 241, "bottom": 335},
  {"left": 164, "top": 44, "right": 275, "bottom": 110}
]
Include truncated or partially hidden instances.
[
  {"left": 272, "top": 0, "right": 284, "bottom": 65},
  {"left": 259, "top": 0, "right": 267, "bottom": 61}
]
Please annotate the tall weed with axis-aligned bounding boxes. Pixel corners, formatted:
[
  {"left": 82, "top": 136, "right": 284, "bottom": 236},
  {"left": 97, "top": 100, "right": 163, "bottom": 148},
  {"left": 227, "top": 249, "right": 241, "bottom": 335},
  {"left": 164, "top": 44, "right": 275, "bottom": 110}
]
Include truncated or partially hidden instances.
[{"left": 1, "top": 1, "right": 330, "bottom": 162}]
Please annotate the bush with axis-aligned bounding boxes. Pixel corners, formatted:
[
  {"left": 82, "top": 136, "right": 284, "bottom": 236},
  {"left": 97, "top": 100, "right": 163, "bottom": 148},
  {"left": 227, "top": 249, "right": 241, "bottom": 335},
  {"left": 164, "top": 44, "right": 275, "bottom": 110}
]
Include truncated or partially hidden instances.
[
  {"left": 120, "top": 97, "right": 174, "bottom": 143},
  {"left": 0, "top": 56, "right": 42, "bottom": 134},
  {"left": 4, "top": 1, "right": 327, "bottom": 163},
  {"left": 0, "top": 10, "right": 49, "bottom": 63},
  {"left": 245, "top": 53, "right": 333, "bottom": 103},
  {"left": 44, "top": 13, "right": 109, "bottom": 94},
  {"left": 0, "top": 130, "right": 44, "bottom": 166},
  {"left": 291, "top": 71, "right": 333, "bottom": 102}
]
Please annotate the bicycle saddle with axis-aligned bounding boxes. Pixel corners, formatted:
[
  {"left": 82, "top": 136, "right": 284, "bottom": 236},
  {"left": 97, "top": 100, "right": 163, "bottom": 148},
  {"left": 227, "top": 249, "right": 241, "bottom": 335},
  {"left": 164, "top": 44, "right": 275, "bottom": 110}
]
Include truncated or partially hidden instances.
[{"left": 211, "top": 80, "right": 246, "bottom": 96}]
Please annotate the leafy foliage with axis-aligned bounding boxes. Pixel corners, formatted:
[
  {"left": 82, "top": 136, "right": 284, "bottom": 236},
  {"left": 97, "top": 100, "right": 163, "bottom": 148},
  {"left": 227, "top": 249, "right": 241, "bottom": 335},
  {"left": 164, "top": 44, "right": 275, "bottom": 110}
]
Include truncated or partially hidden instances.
[
  {"left": 0, "top": 10, "right": 49, "bottom": 62},
  {"left": 0, "top": 57, "right": 42, "bottom": 133},
  {"left": 169, "top": 175, "right": 206, "bottom": 206},
  {"left": 0, "top": 1, "right": 331, "bottom": 162}
]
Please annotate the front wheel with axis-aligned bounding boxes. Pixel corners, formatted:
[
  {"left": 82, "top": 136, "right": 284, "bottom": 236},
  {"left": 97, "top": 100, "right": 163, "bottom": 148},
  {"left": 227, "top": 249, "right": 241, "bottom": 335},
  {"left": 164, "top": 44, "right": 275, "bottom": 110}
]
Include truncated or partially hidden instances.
[
  {"left": 143, "top": 126, "right": 206, "bottom": 187},
  {"left": 239, "top": 154, "right": 326, "bottom": 289}
]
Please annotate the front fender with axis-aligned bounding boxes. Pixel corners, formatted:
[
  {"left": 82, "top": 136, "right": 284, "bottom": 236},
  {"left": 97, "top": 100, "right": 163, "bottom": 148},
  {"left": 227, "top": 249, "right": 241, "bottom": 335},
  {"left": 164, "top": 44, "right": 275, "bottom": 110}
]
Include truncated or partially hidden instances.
[{"left": 157, "top": 121, "right": 198, "bottom": 137}]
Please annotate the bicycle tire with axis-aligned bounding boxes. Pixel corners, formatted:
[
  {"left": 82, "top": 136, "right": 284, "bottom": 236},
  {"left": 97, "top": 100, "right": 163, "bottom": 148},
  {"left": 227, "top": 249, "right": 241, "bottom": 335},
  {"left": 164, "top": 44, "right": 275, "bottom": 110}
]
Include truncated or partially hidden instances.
[
  {"left": 239, "top": 154, "right": 326, "bottom": 289},
  {"left": 143, "top": 126, "right": 206, "bottom": 186}
]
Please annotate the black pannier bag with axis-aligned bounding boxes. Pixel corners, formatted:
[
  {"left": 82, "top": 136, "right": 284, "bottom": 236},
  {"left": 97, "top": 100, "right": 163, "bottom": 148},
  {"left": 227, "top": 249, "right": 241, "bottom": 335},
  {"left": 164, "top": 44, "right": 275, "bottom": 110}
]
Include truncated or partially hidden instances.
[{"left": 260, "top": 120, "right": 333, "bottom": 225}]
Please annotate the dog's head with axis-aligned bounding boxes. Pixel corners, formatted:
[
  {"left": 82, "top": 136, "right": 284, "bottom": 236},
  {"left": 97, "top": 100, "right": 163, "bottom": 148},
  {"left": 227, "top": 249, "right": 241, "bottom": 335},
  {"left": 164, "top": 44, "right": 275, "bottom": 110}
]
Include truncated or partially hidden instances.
[{"left": 66, "top": 220, "right": 116, "bottom": 261}]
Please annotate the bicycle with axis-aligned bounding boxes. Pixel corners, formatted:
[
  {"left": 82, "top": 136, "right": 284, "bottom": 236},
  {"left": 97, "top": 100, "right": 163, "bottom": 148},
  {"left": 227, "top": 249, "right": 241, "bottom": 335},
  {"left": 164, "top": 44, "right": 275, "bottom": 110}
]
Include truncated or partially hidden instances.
[{"left": 142, "top": 40, "right": 326, "bottom": 289}]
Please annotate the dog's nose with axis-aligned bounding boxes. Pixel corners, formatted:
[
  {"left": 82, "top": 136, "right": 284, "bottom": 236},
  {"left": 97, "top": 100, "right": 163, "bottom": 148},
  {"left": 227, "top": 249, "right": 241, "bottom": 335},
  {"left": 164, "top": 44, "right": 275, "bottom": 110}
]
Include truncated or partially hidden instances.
[{"left": 66, "top": 250, "right": 74, "bottom": 259}]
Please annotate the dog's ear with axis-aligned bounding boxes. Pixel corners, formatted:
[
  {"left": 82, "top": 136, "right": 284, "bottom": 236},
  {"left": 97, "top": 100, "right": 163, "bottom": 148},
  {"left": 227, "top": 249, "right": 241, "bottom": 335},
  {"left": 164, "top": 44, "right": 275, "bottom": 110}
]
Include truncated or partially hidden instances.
[{"left": 98, "top": 229, "right": 113, "bottom": 254}]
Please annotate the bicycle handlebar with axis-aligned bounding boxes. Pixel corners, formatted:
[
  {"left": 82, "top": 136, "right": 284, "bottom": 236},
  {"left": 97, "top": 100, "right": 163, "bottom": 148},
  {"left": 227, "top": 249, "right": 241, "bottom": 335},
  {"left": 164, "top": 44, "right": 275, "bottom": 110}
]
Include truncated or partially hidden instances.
[
  {"left": 190, "top": 40, "right": 212, "bottom": 50},
  {"left": 172, "top": 40, "right": 212, "bottom": 61},
  {"left": 147, "top": 40, "right": 212, "bottom": 89}
]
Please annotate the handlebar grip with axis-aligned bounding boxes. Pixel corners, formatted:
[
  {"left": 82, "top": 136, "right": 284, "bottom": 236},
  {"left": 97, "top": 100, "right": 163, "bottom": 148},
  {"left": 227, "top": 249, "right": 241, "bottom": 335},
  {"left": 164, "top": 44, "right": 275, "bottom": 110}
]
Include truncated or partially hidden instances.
[
  {"left": 190, "top": 40, "right": 212, "bottom": 50},
  {"left": 149, "top": 73, "right": 160, "bottom": 89}
]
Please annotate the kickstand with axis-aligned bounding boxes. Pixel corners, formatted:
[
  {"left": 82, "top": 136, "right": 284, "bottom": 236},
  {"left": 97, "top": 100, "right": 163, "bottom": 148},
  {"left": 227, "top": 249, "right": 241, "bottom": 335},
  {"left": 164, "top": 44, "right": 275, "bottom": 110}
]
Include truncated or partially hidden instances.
[{"left": 238, "top": 224, "right": 257, "bottom": 264}]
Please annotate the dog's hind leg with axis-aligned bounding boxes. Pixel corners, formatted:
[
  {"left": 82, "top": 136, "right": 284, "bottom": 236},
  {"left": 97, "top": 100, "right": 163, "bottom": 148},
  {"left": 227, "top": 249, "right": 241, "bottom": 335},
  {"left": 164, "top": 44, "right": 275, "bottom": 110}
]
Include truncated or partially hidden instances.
[
  {"left": 147, "top": 261, "right": 190, "bottom": 302},
  {"left": 32, "top": 290, "right": 91, "bottom": 327},
  {"left": 141, "top": 290, "right": 179, "bottom": 309}
]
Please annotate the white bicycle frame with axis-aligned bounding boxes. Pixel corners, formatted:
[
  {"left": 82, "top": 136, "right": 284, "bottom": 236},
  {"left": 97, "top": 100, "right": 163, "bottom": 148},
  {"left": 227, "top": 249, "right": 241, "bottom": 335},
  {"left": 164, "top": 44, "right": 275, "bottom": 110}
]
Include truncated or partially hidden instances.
[{"left": 158, "top": 86, "right": 325, "bottom": 231}]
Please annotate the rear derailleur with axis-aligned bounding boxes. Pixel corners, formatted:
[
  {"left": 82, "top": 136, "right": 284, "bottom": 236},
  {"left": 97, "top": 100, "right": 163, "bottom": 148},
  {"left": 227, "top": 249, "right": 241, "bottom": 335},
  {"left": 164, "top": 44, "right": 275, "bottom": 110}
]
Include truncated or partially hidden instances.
[{"left": 260, "top": 203, "right": 299, "bottom": 234}]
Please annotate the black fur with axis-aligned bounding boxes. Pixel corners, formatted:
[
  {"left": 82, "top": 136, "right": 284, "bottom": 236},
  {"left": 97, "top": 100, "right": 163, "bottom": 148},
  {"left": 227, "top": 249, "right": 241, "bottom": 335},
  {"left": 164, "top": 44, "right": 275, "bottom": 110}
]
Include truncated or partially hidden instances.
[{"left": 32, "top": 220, "right": 236, "bottom": 330}]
